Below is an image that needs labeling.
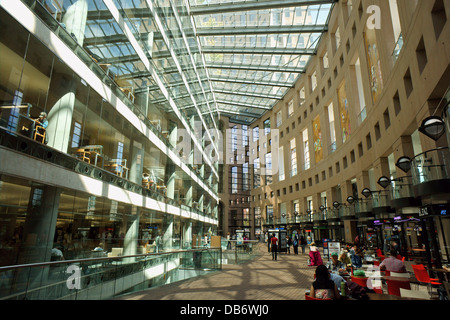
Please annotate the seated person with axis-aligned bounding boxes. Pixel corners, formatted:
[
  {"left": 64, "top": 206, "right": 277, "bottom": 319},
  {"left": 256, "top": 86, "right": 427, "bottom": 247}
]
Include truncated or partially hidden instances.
[
  {"left": 351, "top": 247, "right": 363, "bottom": 268},
  {"left": 339, "top": 251, "right": 352, "bottom": 269},
  {"left": 308, "top": 242, "right": 323, "bottom": 266},
  {"left": 330, "top": 272, "right": 346, "bottom": 294},
  {"left": 326, "top": 252, "right": 347, "bottom": 273},
  {"left": 310, "top": 265, "right": 341, "bottom": 300},
  {"left": 379, "top": 248, "right": 407, "bottom": 273},
  {"left": 34, "top": 111, "right": 48, "bottom": 143}
]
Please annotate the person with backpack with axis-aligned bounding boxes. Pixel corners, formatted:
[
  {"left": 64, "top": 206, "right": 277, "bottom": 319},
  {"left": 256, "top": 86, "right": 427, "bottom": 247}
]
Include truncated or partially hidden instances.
[{"left": 293, "top": 236, "right": 299, "bottom": 255}]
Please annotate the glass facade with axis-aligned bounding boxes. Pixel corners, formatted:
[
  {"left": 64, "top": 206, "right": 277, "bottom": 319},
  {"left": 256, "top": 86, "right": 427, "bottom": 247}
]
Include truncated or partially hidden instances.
[{"left": 0, "top": 0, "right": 219, "bottom": 267}]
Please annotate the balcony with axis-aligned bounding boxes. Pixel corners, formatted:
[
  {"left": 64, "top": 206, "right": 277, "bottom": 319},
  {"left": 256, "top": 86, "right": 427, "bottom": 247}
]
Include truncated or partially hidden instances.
[
  {"left": 411, "top": 147, "right": 450, "bottom": 199},
  {"left": 299, "top": 214, "right": 313, "bottom": 227},
  {"left": 371, "top": 191, "right": 395, "bottom": 217},
  {"left": 312, "top": 212, "right": 327, "bottom": 225},
  {"left": 389, "top": 176, "right": 421, "bottom": 209},
  {"left": 339, "top": 205, "right": 356, "bottom": 220},
  {"left": 354, "top": 199, "right": 373, "bottom": 219},
  {"left": 326, "top": 209, "right": 340, "bottom": 222}
]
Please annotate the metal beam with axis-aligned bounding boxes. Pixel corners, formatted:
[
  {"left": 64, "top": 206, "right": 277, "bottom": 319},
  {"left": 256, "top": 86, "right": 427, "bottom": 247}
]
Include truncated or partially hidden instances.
[
  {"left": 196, "top": 25, "right": 328, "bottom": 36},
  {"left": 210, "top": 77, "right": 293, "bottom": 88},
  {"left": 223, "top": 117, "right": 253, "bottom": 125},
  {"left": 202, "top": 46, "right": 315, "bottom": 56},
  {"left": 216, "top": 100, "right": 272, "bottom": 110},
  {"left": 206, "top": 63, "right": 305, "bottom": 73},
  {"left": 217, "top": 109, "right": 263, "bottom": 118},
  {"left": 214, "top": 89, "right": 282, "bottom": 100},
  {"left": 190, "top": 0, "right": 337, "bottom": 15}
]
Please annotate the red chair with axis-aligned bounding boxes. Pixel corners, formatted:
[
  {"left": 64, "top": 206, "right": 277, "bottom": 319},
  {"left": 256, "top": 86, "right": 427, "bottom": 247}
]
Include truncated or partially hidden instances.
[
  {"left": 386, "top": 279, "right": 411, "bottom": 296},
  {"left": 376, "top": 248, "right": 383, "bottom": 257},
  {"left": 412, "top": 264, "right": 442, "bottom": 293},
  {"left": 373, "top": 287, "right": 383, "bottom": 294},
  {"left": 351, "top": 276, "right": 368, "bottom": 287},
  {"left": 373, "top": 260, "right": 380, "bottom": 266},
  {"left": 305, "top": 294, "right": 332, "bottom": 300}
]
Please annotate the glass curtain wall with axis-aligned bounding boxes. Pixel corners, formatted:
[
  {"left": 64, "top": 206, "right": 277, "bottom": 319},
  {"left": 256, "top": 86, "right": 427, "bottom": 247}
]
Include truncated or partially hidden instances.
[{"left": 0, "top": 2, "right": 218, "bottom": 266}]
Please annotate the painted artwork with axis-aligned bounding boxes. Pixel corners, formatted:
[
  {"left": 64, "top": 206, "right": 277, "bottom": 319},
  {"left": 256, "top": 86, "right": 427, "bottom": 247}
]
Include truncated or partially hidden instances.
[
  {"left": 364, "top": 27, "right": 384, "bottom": 104},
  {"left": 338, "top": 81, "right": 351, "bottom": 143},
  {"left": 313, "top": 115, "right": 323, "bottom": 163}
]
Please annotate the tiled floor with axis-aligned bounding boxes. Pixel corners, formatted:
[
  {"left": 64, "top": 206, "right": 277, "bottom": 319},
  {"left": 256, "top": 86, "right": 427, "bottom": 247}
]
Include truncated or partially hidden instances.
[{"left": 115, "top": 243, "right": 316, "bottom": 300}]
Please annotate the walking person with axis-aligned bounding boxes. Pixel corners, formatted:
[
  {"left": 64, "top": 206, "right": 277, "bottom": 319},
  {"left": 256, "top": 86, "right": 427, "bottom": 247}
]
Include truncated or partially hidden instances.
[
  {"left": 293, "top": 236, "right": 299, "bottom": 255},
  {"left": 226, "top": 232, "right": 232, "bottom": 250},
  {"left": 267, "top": 233, "right": 272, "bottom": 254},
  {"left": 286, "top": 235, "right": 292, "bottom": 254},
  {"left": 300, "top": 235, "right": 307, "bottom": 254},
  {"left": 271, "top": 233, "right": 278, "bottom": 261}
]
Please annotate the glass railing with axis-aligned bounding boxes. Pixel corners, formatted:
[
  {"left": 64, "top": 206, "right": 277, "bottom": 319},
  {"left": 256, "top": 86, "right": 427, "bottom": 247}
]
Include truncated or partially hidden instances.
[
  {"left": 326, "top": 209, "right": 339, "bottom": 220},
  {"left": 220, "top": 240, "right": 262, "bottom": 265},
  {"left": 357, "top": 107, "right": 367, "bottom": 126},
  {"left": 371, "top": 191, "right": 391, "bottom": 208},
  {"left": 0, "top": 126, "right": 216, "bottom": 218},
  {"left": 312, "top": 212, "right": 326, "bottom": 222},
  {"left": 392, "top": 33, "right": 404, "bottom": 62},
  {"left": 299, "top": 215, "right": 313, "bottom": 223},
  {"left": 411, "top": 147, "right": 450, "bottom": 185},
  {"left": 339, "top": 206, "right": 355, "bottom": 218},
  {"left": 354, "top": 199, "right": 372, "bottom": 213},
  {"left": 0, "top": 247, "right": 221, "bottom": 300},
  {"left": 390, "top": 176, "right": 414, "bottom": 199},
  {"left": 328, "top": 142, "right": 337, "bottom": 154}
]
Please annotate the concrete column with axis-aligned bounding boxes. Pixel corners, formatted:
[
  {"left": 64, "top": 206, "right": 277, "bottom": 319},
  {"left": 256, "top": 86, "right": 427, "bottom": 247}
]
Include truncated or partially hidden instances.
[
  {"left": 18, "top": 186, "right": 61, "bottom": 264},
  {"left": 129, "top": 140, "right": 144, "bottom": 185},
  {"left": 122, "top": 206, "right": 140, "bottom": 256},
  {"left": 341, "top": 180, "right": 353, "bottom": 201},
  {"left": 183, "top": 221, "right": 192, "bottom": 249},
  {"left": 165, "top": 163, "right": 176, "bottom": 200},
  {"left": 163, "top": 215, "right": 173, "bottom": 251},
  {"left": 392, "top": 136, "right": 415, "bottom": 161},
  {"left": 62, "top": 0, "right": 88, "bottom": 46},
  {"left": 169, "top": 123, "right": 178, "bottom": 149},
  {"left": 373, "top": 157, "right": 390, "bottom": 191},
  {"left": 356, "top": 171, "right": 371, "bottom": 194},
  {"left": 185, "top": 182, "right": 193, "bottom": 207},
  {"left": 46, "top": 74, "right": 76, "bottom": 153}
]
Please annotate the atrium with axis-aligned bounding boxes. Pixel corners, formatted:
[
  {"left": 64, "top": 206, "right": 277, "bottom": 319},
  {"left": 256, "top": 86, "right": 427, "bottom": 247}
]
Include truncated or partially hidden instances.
[{"left": 0, "top": 0, "right": 449, "bottom": 301}]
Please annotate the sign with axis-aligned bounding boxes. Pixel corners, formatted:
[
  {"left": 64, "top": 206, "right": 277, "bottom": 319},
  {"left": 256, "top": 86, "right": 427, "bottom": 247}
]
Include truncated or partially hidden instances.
[{"left": 327, "top": 241, "right": 341, "bottom": 260}]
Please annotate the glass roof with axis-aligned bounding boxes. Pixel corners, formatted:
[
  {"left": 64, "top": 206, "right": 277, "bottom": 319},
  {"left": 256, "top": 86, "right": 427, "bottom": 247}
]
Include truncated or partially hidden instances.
[
  {"left": 188, "top": 0, "right": 336, "bottom": 124},
  {"left": 74, "top": 0, "right": 335, "bottom": 127}
]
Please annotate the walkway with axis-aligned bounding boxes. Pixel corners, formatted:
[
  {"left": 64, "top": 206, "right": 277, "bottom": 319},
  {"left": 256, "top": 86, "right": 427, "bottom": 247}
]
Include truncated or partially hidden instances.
[{"left": 115, "top": 243, "right": 316, "bottom": 300}]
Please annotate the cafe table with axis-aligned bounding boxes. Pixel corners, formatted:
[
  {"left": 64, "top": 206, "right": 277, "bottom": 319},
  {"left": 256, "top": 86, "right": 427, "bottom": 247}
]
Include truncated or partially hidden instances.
[{"left": 366, "top": 293, "right": 423, "bottom": 300}]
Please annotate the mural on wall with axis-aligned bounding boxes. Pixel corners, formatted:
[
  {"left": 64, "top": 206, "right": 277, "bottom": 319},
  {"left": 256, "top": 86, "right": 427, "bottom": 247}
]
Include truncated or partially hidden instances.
[
  {"left": 364, "top": 27, "right": 384, "bottom": 104},
  {"left": 313, "top": 115, "right": 323, "bottom": 163},
  {"left": 338, "top": 81, "right": 351, "bottom": 143}
]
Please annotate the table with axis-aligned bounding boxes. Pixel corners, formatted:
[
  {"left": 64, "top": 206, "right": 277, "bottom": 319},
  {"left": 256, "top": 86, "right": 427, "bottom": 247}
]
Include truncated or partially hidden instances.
[
  {"left": 105, "top": 158, "right": 129, "bottom": 179},
  {"left": 76, "top": 145, "right": 104, "bottom": 167},
  {"left": 366, "top": 293, "right": 422, "bottom": 300}
]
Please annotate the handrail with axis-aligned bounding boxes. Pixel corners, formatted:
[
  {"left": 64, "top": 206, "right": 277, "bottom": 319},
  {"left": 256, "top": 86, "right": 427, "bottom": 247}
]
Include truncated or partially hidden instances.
[
  {"left": 411, "top": 146, "right": 449, "bottom": 162},
  {"left": 0, "top": 247, "right": 221, "bottom": 272},
  {"left": 0, "top": 126, "right": 217, "bottom": 219}
]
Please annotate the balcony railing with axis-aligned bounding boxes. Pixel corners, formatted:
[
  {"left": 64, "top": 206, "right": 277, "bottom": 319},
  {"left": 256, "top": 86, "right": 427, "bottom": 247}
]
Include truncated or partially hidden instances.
[
  {"left": 390, "top": 176, "right": 415, "bottom": 200},
  {"left": 354, "top": 199, "right": 373, "bottom": 214},
  {"left": 411, "top": 147, "right": 450, "bottom": 185},
  {"left": 0, "top": 248, "right": 221, "bottom": 300},
  {"left": 339, "top": 206, "right": 356, "bottom": 219},
  {"left": 392, "top": 33, "right": 404, "bottom": 62},
  {"left": 371, "top": 191, "right": 391, "bottom": 208}
]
